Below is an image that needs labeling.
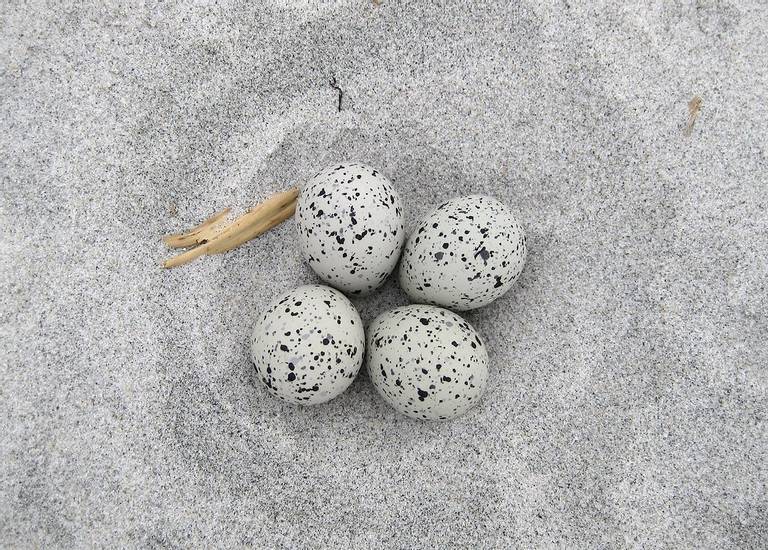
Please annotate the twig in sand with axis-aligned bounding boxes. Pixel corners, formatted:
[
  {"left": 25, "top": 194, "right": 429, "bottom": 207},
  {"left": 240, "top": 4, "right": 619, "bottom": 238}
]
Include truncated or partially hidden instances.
[
  {"left": 161, "top": 188, "right": 298, "bottom": 269},
  {"left": 163, "top": 207, "right": 231, "bottom": 249},
  {"left": 685, "top": 96, "right": 702, "bottom": 136}
]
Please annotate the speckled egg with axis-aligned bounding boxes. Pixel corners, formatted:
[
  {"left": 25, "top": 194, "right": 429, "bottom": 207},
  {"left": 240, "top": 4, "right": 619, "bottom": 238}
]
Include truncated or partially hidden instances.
[
  {"left": 250, "top": 285, "right": 365, "bottom": 405},
  {"left": 296, "top": 162, "right": 405, "bottom": 295},
  {"left": 399, "top": 195, "right": 526, "bottom": 311},
  {"left": 366, "top": 304, "right": 489, "bottom": 420}
]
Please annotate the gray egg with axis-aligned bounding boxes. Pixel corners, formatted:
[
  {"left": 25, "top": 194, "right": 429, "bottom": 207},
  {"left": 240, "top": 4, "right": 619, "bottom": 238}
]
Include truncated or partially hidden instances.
[
  {"left": 399, "top": 195, "right": 526, "bottom": 311},
  {"left": 250, "top": 285, "right": 365, "bottom": 405},
  {"left": 296, "top": 162, "right": 405, "bottom": 296},
  {"left": 366, "top": 304, "right": 489, "bottom": 420}
]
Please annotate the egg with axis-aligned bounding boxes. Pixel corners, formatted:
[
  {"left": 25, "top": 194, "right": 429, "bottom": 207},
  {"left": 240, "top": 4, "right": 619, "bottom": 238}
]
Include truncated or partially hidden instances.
[
  {"left": 366, "top": 304, "right": 489, "bottom": 420},
  {"left": 250, "top": 285, "right": 365, "bottom": 405},
  {"left": 399, "top": 195, "right": 526, "bottom": 311},
  {"left": 296, "top": 162, "right": 405, "bottom": 295}
]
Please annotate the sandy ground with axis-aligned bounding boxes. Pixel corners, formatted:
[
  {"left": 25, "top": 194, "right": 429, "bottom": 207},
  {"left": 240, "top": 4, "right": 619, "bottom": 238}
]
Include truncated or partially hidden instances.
[{"left": 1, "top": 1, "right": 767, "bottom": 547}]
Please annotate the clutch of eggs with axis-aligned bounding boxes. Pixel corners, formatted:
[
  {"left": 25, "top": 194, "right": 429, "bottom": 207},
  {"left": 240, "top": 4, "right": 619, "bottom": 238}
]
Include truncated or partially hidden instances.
[
  {"left": 251, "top": 171, "right": 525, "bottom": 419},
  {"left": 296, "top": 162, "right": 405, "bottom": 296},
  {"left": 399, "top": 195, "right": 527, "bottom": 311},
  {"left": 250, "top": 285, "right": 365, "bottom": 405}
]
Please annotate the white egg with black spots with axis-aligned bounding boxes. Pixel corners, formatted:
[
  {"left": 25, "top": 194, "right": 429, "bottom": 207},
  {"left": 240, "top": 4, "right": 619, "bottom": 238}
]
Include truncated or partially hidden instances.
[
  {"left": 399, "top": 195, "right": 526, "bottom": 311},
  {"left": 296, "top": 162, "right": 405, "bottom": 295},
  {"left": 250, "top": 285, "right": 365, "bottom": 405},
  {"left": 366, "top": 304, "right": 489, "bottom": 420}
]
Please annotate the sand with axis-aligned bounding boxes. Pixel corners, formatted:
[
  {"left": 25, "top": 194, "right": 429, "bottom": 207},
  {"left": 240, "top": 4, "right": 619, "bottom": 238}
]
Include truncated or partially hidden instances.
[{"left": 1, "top": 1, "right": 767, "bottom": 547}]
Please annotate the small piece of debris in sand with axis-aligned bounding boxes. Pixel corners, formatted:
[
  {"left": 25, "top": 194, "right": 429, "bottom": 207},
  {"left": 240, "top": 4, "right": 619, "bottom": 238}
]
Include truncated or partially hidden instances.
[
  {"left": 329, "top": 75, "right": 343, "bottom": 112},
  {"left": 685, "top": 96, "right": 702, "bottom": 136},
  {"left": 372, "top": 0, "right": 382, "bottom": 6},
  {"left": 169, "top": 203, "right": 178, "bottom": 217}
]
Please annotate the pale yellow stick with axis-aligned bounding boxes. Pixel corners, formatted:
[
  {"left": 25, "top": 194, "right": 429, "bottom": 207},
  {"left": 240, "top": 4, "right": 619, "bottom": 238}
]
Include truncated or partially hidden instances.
[
  {"left": 162, "top": 241, "right": 210, "bottom": 269},
  {"left": 162, "top": 202, "right": 296, "bottom": 268},
  {"left": 163, "top": 217, "right": 231, "bottom": 249},
  {"left": 206, "top": 188, "right": 298, "bottom": 254},
  {"left": 161, "top": 187, "right": 299, "bottom": 269},
  {"left": 163, "top": 207, "right": 231, "bottom": 248},
  {"left": 206, "top": 187, "right": 298, "bottom": 252},
  {"left": 209, "top": 201, "right": 296, "bottom": 255}
]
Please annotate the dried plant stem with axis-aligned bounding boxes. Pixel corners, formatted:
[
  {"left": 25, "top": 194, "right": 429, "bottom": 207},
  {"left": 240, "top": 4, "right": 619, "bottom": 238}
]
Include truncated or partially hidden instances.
[
  {"left": 163, "top": 207, "right": 231, "bottom": 249},
  {"left": 162, "top": 187, "right": 299, "bottom": 269},
  {"left": 162, "top": 241, "right": 209, "bottom": 269},
  {"left": 207, "top": 188, "right": 298, "bottom": 254}
]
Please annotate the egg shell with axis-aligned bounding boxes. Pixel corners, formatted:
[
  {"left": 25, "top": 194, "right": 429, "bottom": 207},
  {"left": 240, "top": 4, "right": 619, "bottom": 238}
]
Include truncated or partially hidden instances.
[
  {"left": 296, "top": 162, "right": 405, "bottom": 295},
  {"left": 366, "top": 304, "right": 489, "bottom": 420},
  {"left": 399, "top": 195, "right": 527, "bottom": 311},
  {"left": 250, "top": 285, "right": 365, "bottom": 405}
]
